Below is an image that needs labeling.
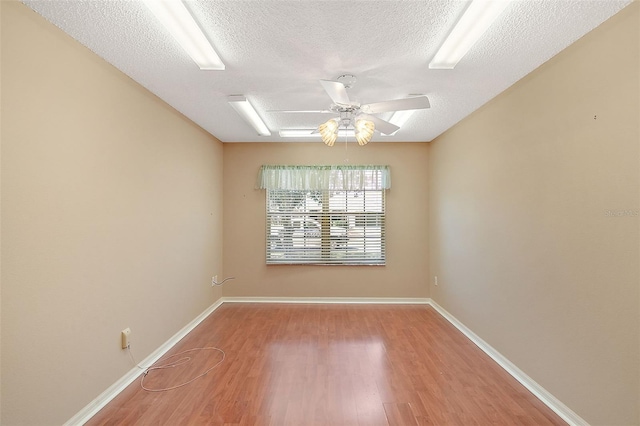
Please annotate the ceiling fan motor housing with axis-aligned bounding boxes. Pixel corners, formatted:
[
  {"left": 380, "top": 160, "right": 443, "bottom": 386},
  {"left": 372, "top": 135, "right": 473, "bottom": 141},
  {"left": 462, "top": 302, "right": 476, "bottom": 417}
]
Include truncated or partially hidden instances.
[{"left": 336, "top": 74, "right": 357, "bottom": 89}]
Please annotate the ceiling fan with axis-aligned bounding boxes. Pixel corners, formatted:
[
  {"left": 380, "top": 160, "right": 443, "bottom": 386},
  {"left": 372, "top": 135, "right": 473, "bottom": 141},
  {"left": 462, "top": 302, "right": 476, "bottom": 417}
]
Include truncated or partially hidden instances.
[{"left": 274, "top": 74, "right": 431, "bottom": 146}]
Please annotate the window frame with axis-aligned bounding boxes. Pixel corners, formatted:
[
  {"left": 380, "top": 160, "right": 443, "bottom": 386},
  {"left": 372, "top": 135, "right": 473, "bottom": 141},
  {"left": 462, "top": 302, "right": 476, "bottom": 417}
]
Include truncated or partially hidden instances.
[
  {"left": 265, "top": 187, "right": 386, "bottom": 265},
  {"left": 258, "top": 165, "right": 390, "bottom": 266}
]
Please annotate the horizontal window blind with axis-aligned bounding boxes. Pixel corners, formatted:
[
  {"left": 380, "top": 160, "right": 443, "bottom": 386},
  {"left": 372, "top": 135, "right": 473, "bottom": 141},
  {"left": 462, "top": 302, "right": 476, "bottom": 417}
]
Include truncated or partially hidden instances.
[{"left": 266, "top": 189, "right": 385, "bottom": 265}]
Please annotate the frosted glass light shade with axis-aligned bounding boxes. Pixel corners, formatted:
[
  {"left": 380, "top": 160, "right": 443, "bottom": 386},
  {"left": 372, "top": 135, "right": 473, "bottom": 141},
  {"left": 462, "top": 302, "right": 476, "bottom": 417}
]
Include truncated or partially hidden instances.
[
  {"left": 355, "top": 119, "right": 375, "bottom": 146},
  {"left": 319, "top": 119, "right": 339, "bottom": 146}
]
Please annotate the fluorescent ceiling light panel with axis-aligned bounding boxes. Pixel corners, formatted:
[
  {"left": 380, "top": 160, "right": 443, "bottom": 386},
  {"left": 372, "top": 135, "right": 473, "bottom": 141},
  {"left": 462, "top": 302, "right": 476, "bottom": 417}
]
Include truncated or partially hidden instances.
[
  {"left": 279, "top": 129, "right": 358, "bottom": 138},
  {"left": 383, "top": 95, "right": 426, "bottom": 135},
  {"left": 279, "top": 130, "right": 320, "bottom": 138},
  {"left": 388, "top": 110, "right": 414, "bottom": 127},
  {"left": 228, "top": 96, "right": 271, "bottom": 136},
  {"left": 142, "top": 0, "right": 224, "bottom": 70},
  {"left": 380, "top": 110, "right": 413, "bottom": 136},
  {"left": 429, "top": 0, "right": 512, "bottom": 69}
]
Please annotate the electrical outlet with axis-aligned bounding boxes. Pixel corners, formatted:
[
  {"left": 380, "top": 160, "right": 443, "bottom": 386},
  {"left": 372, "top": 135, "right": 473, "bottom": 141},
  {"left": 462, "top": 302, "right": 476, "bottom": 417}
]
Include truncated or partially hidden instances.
[
  {"left": 212, "top": 275, "right": 218, "bottom": 286},
  {"left": 121, "top": 328, "right": 131, "bottom": 349},
  {"left": 434, "top": 276, "right": 438, "bottom": 286}
]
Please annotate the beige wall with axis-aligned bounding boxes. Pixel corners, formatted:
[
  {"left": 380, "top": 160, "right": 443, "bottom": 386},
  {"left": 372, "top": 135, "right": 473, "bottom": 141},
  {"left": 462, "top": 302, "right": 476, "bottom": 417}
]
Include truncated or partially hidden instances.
[
  {"left": 428, "top": 4, "right": 639, "bottom": 425},
  {"left": 223, "top": 142, "right": 429, "bottom": 299},
  {"left": 0, "top": 1, "right": 3, "bottom": 420},
  {"left": 1, "top": 2, "right": 224, "bottom": 424}
]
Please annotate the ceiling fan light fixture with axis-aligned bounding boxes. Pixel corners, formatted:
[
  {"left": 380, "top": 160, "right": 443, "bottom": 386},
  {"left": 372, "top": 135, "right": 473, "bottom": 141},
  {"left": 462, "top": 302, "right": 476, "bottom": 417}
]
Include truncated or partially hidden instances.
[
  {"left": 318, "top": 119, "right": 339, "bottom": 146},
  {"left": 355, "top": 133, "right": 370, "bottom": 146},
  {"left": 228, "top": 96, "right": 271, "bottom": 136},
  {"left": 142, "top": 0, "right": 225, "bottom": 70},
  {"left": 355, "top": 119, "right": 375, "bottom": 145},
  {"left": 324, "top": 134, "right": 337, "bottom": 147},
  {"left": 429, "top": 0, "right": 512, "bottom": 69}
]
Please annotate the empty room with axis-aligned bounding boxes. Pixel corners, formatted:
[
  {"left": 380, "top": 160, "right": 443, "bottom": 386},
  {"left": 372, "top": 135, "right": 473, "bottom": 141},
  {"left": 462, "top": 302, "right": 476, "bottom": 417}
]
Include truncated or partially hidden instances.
[{"left": 1, "top": 0, "right": 638, "bottom": 425}]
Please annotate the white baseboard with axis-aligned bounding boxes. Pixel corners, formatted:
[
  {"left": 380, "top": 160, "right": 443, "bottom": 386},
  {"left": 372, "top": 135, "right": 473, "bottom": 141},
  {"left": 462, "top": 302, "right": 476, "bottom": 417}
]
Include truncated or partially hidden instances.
[
  {"left": 221, "top": 296, "right": 431, "bottom": 304},
  {"left": 64, "top": 298, "right": 224, "bottom": 426},
  {"left": 427, "top": 300, "right": 588, "bottom": 426}
]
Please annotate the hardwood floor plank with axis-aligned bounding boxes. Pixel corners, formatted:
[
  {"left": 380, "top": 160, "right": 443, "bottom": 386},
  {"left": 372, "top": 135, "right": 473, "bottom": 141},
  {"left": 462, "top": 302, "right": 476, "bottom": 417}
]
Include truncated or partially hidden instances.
[
  {"left": 87, "top": 304, "right": 566, "bottom": 425},
  {"left": 383, "top": 402, "right": 418, "bottom": 426}
]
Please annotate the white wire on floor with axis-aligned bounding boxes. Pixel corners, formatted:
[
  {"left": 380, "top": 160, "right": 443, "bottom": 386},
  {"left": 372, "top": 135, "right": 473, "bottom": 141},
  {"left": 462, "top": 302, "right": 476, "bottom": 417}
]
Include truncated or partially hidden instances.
[{"left": 128, "top": 345, "right": 225, "bottom": 392}]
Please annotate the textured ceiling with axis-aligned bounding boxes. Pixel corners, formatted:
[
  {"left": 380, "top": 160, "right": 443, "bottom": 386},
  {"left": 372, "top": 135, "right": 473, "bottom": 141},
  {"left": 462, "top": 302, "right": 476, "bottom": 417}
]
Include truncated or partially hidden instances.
[{"left": 23, "top": 0, "right": 632, "bottom": 143}]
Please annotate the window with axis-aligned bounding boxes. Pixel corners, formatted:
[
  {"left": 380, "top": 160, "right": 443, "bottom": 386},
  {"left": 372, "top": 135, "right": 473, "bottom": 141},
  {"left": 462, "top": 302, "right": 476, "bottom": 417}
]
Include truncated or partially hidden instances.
[{"left": 258, "top": 165, "right": 389, "bottom": 265}]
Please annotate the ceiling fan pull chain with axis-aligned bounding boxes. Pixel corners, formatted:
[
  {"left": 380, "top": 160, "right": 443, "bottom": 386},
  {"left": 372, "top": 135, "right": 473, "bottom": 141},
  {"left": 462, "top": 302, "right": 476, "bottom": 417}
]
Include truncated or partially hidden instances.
[
  {"left": 345, "top": 123, "right": 349, "bottom": 146},
  {"left": 344, "top": 124, "right": 349, "bottom": 163}
]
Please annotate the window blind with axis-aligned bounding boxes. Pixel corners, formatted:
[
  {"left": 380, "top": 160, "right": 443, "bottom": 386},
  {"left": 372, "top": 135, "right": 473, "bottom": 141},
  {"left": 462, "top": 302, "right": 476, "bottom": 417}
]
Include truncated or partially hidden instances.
[{"left": 260, "top": 166, "right": 388, "bottom": 265}]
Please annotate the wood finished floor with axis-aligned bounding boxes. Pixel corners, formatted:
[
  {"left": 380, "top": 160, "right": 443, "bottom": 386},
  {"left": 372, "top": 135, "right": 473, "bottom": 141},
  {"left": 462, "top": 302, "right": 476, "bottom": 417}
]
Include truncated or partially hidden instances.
[{"left": 88, "top": 303, "right": 566, "bottom": 425}]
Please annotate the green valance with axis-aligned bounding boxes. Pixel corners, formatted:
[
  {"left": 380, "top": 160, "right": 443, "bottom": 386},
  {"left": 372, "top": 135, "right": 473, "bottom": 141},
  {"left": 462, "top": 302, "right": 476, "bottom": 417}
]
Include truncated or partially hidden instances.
[{"left": 256, "top": 165, "right": 391, "bottom": 191}]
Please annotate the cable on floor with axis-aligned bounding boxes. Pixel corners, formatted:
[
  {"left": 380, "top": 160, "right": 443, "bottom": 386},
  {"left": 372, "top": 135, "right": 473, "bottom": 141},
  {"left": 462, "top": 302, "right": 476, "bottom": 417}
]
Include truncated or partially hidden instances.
[{"left": 128, "top": 345, "right": 226, "bottom": 392}]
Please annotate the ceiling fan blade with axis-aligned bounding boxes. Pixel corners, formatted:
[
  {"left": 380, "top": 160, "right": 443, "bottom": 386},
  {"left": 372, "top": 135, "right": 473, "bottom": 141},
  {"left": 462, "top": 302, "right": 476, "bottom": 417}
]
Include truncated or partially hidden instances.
[
  {"left": 320, "top": 80, "right": 351, "bottom": 106},
  {"left": 360, "top": 114, "right": 400, "bottom": 136},
  {"left": 361, "top": 95, "right": 430, "bottom": 114}
]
